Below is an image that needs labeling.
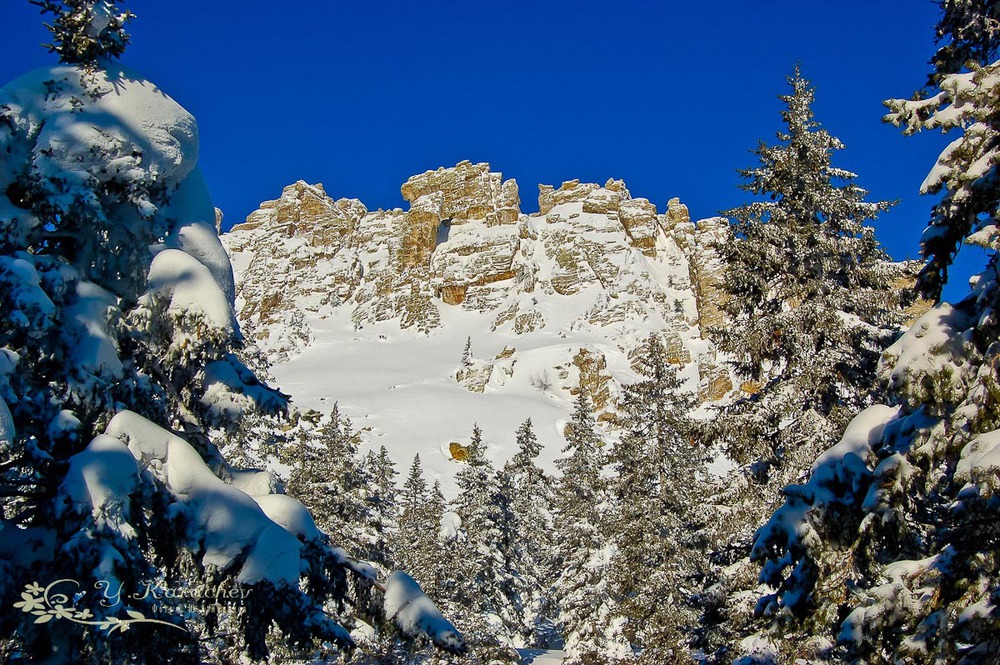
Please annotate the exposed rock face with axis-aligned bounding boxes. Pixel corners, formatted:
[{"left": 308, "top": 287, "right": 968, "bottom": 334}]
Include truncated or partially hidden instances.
[
  {"left": 399, "top": 191, "right": 443, "bottom": 268},
  {"left": 619, "top": 198, "right": 659, "bottom": 255},
  {"left": 429, "top": 223, "right": 519, "bottom": 307},
  {"left": 455, "top": 346, "right": 518, "bottom": 394},
  {"left": 662, "top": 199, "right": 730, "bottom": 340},
  {"left": 571, "top": 347, "right": 615, "bottom": 416},
  {"left": 224, "top": 162, "right": 735, "bottom": 402},
  {"left": 537, "top": 178, "right": 659, "bottom": 256},
  {"left": 402, "top": 160, "right": 520, "bottom": 227}
]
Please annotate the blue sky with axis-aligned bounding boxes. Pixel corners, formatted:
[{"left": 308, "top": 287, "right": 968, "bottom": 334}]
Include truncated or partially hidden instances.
[{"left": 1, "top": 1, "right": 981, "bottom": 299}]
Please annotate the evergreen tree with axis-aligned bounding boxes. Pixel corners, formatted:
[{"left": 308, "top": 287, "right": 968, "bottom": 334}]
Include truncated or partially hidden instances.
[
  {"left": 887, "top": 2, "right": 1000, "bottom": 307},
  {"left": 284, "top": 405, "right": 384, "bottom": 563},
  {"left": 396, "top": 454, "right": 434, "bottom": 583},
  {"left": 364, "top": 445, "right": 399, "bottom": 570},
  {"left": 462, "top": 336, "right": 473, "bottom": 366},
  {"left": 928, "top": 0, "right": 1000, "bottom": 83},
  {"left": 606, "top": 334, "right": 704, "bottom": 662},
  {"left": 450, "top": 425, "right": 520, "bottom": 663},
  {"left": 740, "top": 6, "right": 1000, "bottom": 663},
  {"left": 700, "top": 69, "right": 911, "bottom": 665},
  {"left": 501, "top": 418, "right": 557, "bottom": 647},
  {"left": 423, "top": 479, "right": 454, "bottom": 608},
  {"left": 422, "top": 480, "right": 456, "bottom": 606},
  {"left": 552, "top": 393, "right": 629, "bottom": 664},
  {"left": 30, "top": 0, "right": 134, "bottom": 65},
  {"left": 0, "top": 9, "right": 463, "bottom": 662},
  {"left": 712, "top": 67, "right": 907, "bottom": 487}
]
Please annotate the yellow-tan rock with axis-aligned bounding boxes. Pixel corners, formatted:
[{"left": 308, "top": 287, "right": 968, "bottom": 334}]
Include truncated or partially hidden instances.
[
  {"left": 401, "top": 160, "right": 520, "bottom": 227},
  {"left": 619, "top": 197, "right": 659, "bottom": 256},
  {"left": 400, "top": 192, "right": 444, "bottom": 268},
  {"left": 700, "top": 361, "right": 734, "bottom": 402},
  {"left": 571, "top": 348, "right": 614, "bottom": 413},
  {"left": 449, "top": 442, "right": 470, "bottom": 462}
]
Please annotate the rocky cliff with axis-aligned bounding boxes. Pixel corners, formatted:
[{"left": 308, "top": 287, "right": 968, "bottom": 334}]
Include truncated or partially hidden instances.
[{"left": 224, "top": 162, "right": 731, "bottom": 407}]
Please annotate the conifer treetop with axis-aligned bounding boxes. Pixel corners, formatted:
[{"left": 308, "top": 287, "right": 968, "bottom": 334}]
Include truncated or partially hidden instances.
[
  {"left": 930, "top": 0, "right": 1000, "bottom": 82},
  {"left": 30, "top": 0, "right": 134, "bottom": 65}
]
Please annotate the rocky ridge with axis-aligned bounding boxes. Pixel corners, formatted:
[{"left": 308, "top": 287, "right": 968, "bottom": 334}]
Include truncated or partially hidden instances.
[{"left": 224, "top": 161, "right": 732, "bottom": 411}]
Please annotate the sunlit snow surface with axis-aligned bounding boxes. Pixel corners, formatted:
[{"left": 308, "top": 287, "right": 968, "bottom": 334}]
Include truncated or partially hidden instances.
[
  {"left": 517, "top": 648, "right": 567, "bottom": 664},
  {"left": 271, "top": 306, "right": 622, "bottom": 496}
]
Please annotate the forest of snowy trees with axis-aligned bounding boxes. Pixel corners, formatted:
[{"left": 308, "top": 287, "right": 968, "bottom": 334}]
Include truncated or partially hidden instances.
[{"left": 2, "top": 1, "right": 1000, "bottom": 664}]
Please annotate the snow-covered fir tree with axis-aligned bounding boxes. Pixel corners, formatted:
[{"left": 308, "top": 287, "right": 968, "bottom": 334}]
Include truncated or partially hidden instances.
[
  {"left": 396, "top": 454, "right": 439, "bottom": 587},
  {"left": 551, "top": 393, "right": 629, "bottom": 664},
  {"left": 605, "top": 334, "right": 704, "bottom": 663},
  {"left": 423, "top": 479, "right": 453, "bottom": 609},
  {"left": 363, "top": 444, "right": 399, "bottom": 570},
  {"left": 696, "top": 68, "right": 914, "bottom": 665},
  {"left": 462, "top": 336, "right": 473, "bottom": 367},
  {"left": 926, "top": 0, "right": 1000, "bottom": 86},
  {"left": 888, "top": 2, "right": 1000, "bottom": 305},
  {"left": 739, "top": 7, "right": 1000, "bottom": 663},
  {"left": 284, "top": 404, "right": 389, "bottom": 566},
  {"left": 449, "top": 425, "right": 520, "bottom": 663},
  {"left": 711, "top": 68, "right": 907, "bottom": 485},
  {"left": 29, "top": 0, "right": 134, "bottom": 66},
  {"left": 0, "top": 6, "right": 463, "bottom": 662},
  {"left": 500, "top": 418, "right": 557, "bottom": 647}
]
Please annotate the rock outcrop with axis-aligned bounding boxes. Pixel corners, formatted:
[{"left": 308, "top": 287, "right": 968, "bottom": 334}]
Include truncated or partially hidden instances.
[
  {"left": 538, "top": 178, "right": 660, "bottom": 256},
  {"left": 402, "top": 160, "right": 520, "bottom": 227},
  {"left": 224, "top": 161, "right": 735, "bottom": 402},
  {"left": 661, "top": 198, "right": 729, "bottom": 339}
]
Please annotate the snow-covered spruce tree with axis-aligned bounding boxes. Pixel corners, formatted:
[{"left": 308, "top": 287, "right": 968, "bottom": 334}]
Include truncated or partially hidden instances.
[
  {"left": 741, "top": 12, "right": 1000, "bottom": 663},
  {"left": 0, "top": 7, "right": 463, "bottom": 662},
  {"left": 423, "top": 479, "right": 454, "bottom": 609},
  {"left": 363, "top": 444, "right": 399, "bottom": 570},
  {"left": 500, "top": 418, "right": 558, "bottom": 647},
  {"left": 551, "top": 393, "right": 628, "bottom": 665},
  {"left": 449, "top": 425, "right": 520, "bottom": 663},
  {"left": 711, "top": 68, "right": 907, "bottom": 486},
  {"left": 698, "top": 69, "right": 912, "bottom": 664},
  {"left": 926, "top": 0, "right": 1000, "bottom": 89},
  {"left": 396, "top": 454, "right": 438, "bottom": 586},
  {"left": 605, "top": 334, "right": 705, "bottom": 663},
  {"left": 30, "top": 0, "right": 134, "bottom": 66},
  {"left": 283, "top": 404, "right": 388, "bottom": 566},
  {"left": 887, "top": 3, "right": 1000, "bottom": 305}
]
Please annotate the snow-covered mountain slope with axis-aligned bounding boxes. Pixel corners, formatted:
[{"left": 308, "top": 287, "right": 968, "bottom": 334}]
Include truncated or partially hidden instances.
[{"left": 222, "top": 161, "right": 735, "bottom": 492}]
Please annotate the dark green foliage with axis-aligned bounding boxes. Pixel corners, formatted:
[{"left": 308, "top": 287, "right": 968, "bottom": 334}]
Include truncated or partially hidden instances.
[
  {"left": 606, "top": 334, "right": 705, "bottom": 661},
  {"left": 30, "top": 0, "right": 134, "bottom": 65},
  {"left": 929, "top": 0, "right": 1000, "bottom": 82},
  {"left": 713, "top": 68, "right": 905, "bottom": 474}
]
